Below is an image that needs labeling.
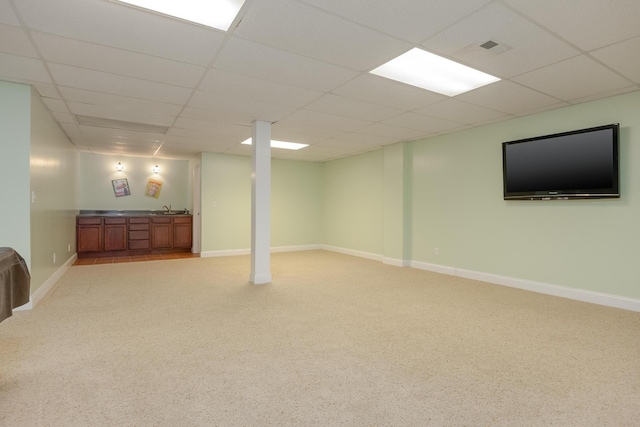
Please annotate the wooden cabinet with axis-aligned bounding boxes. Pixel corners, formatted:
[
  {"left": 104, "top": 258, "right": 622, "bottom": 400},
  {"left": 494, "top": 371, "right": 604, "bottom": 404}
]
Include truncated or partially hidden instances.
[
  {"left": 77, "top": 214, "right": 192, "bottom": 258},
  {"left": 77, "top": 217, "right": 102, "bottom": 253},
  {"left": 104, "top": 218, "right": 127, "bottom": 251},
  {"left": 173, "top": 216, "right": 193, "bottom": 248},
  {"left": 128, "top": 218, "right": 150, "bottom": 250},
  {"left": 151, "top": 217, "right": 173, "bottom": 249}
]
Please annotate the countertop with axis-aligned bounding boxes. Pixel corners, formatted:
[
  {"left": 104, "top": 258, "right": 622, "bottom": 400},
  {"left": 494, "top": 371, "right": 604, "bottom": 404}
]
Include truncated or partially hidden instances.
[{"left": 78, "top": 210, "right": 191, "bottom": 217}]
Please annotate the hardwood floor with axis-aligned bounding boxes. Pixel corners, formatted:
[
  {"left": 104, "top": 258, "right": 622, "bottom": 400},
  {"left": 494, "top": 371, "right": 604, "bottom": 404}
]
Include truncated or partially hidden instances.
[{"left": 73, "top": 252, "right": 200, "bottom": 265}]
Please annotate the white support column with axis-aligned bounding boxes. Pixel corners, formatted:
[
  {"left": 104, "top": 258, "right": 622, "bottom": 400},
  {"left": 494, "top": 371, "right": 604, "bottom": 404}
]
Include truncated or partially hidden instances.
[{"left": 250, "top": 120, "right": 272, "bottom": 284}]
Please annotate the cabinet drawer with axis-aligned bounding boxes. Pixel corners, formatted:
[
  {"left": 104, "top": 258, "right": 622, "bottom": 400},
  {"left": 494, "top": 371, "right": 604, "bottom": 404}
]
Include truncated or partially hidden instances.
[
  {"left": 78, "top": 217, "right": 101, "bottom": 225},
  {"left": 105, "top": 217, "right": 126, "bottom": 225},
  {"left": 174, "top": 216, "right": 192, "bottom": 224},
  {"left": 128, "top": 224, "right": 149, "bottom": 231},
  {"left": 129, "top": 230, "right": 150, "bottom": 240},
  {"left": 152, "top": 217, "right": 172, "bottom": 224},
  {"left": 129, "top": 240, "right": 150, "bottom": 250},
  {"left": 129, "top": 217, "right": 150, "bottom": 224}
]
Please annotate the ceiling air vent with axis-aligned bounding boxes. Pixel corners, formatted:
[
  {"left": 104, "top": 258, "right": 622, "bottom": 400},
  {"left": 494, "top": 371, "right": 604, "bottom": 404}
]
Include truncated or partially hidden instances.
[
  {"left": 478, "top": 40, "right": 511, "bottom": 54},
  {"left": 75, "top": 115, "right": 169, "bottom": 134},
  {"left": 480, "top": 40, "right": 499, "bottom": 50}
]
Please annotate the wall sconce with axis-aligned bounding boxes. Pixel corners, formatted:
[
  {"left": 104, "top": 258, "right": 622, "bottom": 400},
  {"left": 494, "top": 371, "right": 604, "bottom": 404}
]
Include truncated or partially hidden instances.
[
  {"left": 153, "top": 165, "right": 160, "bottom": 174},
  {"left": 116, "top": 162, "right": 124, "bottom": 171}
]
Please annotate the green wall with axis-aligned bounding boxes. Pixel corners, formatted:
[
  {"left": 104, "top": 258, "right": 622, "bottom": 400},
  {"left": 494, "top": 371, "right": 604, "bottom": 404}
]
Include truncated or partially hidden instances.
[
  {"left": 200, "top": 153, "right": 323, "bottom": 253},
  {"left": 411, "top": 91, "right": 640, "bottom": 299},
  {"left": 272, "top": 158, "right": 323, "bottom": 247},
  {"left": 79, "top": 153, "right": 189, "bottom": 211},
  {"left": 201, "top": 152, "right": 252, "bottom": 252},
  {"left": 0, "top": 81, "right": 31, "bottom": 268},
  {"left": 29, "top": 89, "right": 79, "bottom": 292},
  {"left": 322, "top": 150, "right": 384, "bottom": 255}
]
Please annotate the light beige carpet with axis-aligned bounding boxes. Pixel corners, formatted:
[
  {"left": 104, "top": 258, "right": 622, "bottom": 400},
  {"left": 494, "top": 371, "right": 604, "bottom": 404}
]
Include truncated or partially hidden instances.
[{"left": 1, "top": 250, "right": 639, "bottom": 426}]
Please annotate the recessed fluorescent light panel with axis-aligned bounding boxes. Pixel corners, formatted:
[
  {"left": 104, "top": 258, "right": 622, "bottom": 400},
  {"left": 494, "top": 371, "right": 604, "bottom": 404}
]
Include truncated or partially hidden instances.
[
  {"left": 115, "top": 0, "right": 245, "bottom": 31},
  {"left": 370, "top": 48, "right": 500, "bottom": 96},
  {"left": 241, "top": 139, "right": 309, "bottom": 150}
]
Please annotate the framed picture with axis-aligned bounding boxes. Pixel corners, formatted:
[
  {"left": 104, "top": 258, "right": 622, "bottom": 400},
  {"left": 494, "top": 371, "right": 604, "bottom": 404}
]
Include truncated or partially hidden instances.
[
  {"left": 112, "top": 178, "right": 131, "bottom": 197},
  {"left": 145, "top": 178, "right": 163, "bottom": 199}
]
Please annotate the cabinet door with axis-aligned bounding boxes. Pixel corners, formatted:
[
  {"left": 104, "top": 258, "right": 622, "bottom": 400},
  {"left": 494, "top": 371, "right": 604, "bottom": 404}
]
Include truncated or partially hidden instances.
[
  {"left": 173, "top": 222, "right": 192, "bottom": 248},
  {"left": 152, "top": 218, "right": 173, "bottom": 249},
  {"left": 77, "top": 225, "right": 102, "bottom": 252},
  {"left": 104, "top": 224, "right": 127, "bottom": 251}
]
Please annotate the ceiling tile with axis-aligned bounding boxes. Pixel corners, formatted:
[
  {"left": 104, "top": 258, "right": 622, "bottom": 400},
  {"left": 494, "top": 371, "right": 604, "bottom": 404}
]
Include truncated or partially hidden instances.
[
  {"left": 422, "top": 2, "right": 579, "bottom": 78},
  {"left": 303, "top": 94, "right": 404, "bottom": 122},
  {"left": 172, "top": 117, "right": 251, "bottom": 138},
  {"left": 276, "top": 109, "right": 371, "bottom": 132},
  {"left": 513, "top": 55, "right": 634, "bottom": 101},
  {"left": 47, "top": 63, "right": 192, "bottom": 104},
  {"left": 381, "top": 112, "right": 464, "bottom": 133},
  {"left": 332, "top": 73, "right": 447, "bottom": 111},
  {"left": 322, "top": 133, "right": 398, "bottom": 147},
  {"left": 456, "top": 80, "right": 562, "bottom": 115},
  {"left": 67, "top": 101, "right": 176, "bottom": 127},
  {"left": 41, "top": 98, "right": 69, "bottom": 113},
  {"left": 415, "top": 99, "right": 510, "bottom": 125},
  {"left": 199, "top": 69, "right": 323, "bottom": 108},
  {"left": 0, "top": 52, "right": 51, "bottom": 83},
  {"left": 0, "top": 24, "right": 39, "bottom": 58},
  {"left": 272, "top": 122, "right": 343, "bottom": 140},
  {"left": 186, "top": 92, "right": 297, "bottom": 124},
  {"left": 32, "top": 32, "right": 206, "bottom": 87},
  {"left": 213, "top": 37, "right": 359, "bottom": 92},
  {"left": 30, "top": 83, "right": 58, "bottom": 99},
  {"left": 13, "top": 0, "right": 225, "bottom": 65},
  {"left": 591, "top": 36, "right": 640, "bottom": 84},
  {"left": 51, "top": 111, "right": 75, "bottom": 124},
  {"left": 355, "top": 123, "right": 428, "bottom": 141},
  {"left": 504, "top": 0, "right": 640, "bottom": 51},
  {"left": 297, "top": 0, "right": 491, "bottom": 44},
  {"left": 58, "top": 87, "right": 184, "bottom": 116},
  {"left": 0, "top": 0, "right": 19, "bottom": 26},
  {"left": 234, "top": 0, "right": 411, "bottom": 71}
]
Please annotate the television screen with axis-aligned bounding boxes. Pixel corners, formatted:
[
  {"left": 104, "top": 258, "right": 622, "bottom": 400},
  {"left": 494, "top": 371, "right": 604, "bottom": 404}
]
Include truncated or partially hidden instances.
[{"left": 502, "top": 124, "right": 619, "bottom": 200}]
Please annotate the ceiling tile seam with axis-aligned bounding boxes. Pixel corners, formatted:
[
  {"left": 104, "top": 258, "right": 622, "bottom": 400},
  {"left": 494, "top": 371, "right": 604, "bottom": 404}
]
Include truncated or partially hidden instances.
[
  {"left": 161, "top": 3, "right": 261, "bottom": 156},
  {"left": 7, "top": 0, "right": 80, "bottom": 145},
  {"left": 497, "top": 0, "right": 638, "bottom": 86},
  {"left": 293, "top": 0, "right": 488, "bottom": 57},
  {"left": 509, "top": 54, "right": 635, "bottom": 102},
  {"left": 26, "top": 28, "right": 215, "bottom": 68}
]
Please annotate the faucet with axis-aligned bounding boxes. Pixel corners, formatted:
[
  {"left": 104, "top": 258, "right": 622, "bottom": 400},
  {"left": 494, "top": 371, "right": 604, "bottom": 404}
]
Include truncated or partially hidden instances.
[{"left": 162, "top": 204, "right": 172, "bottom": 213}]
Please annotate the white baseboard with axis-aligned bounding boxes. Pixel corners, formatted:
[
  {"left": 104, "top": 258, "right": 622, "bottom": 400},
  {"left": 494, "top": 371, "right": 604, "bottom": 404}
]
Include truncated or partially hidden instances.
[
  {"left": 200, "top": 244, "right": 322, "bottom": 258},
  {"left": 15, "top": 253, "right": 78, "bottom": 311},
  {"left": 321, "top": 245, "right": 383, "bottom": 262},
  {"left": 411, "top": 260, "right": 640, "bottom": 313},
  {"left": 157, "top": 243, "right": 640, "bottom": 313},
  {"left": 410, "top": 260, "right": 457, "bottom": 276},
  {"left": 271, "top": 244, "right": 322, "bottom": 253},
  {"left": 200, "top": 248, "right": 251, "bottom": 258},
  {"left": 382, "top": 257, "right": 410, "bottom": 267}
]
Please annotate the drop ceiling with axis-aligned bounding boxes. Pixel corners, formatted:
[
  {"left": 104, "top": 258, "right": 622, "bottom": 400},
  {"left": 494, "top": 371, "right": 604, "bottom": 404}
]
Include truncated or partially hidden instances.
[{"left": 1, "top": 0, "right": 639, "bottom": 162}]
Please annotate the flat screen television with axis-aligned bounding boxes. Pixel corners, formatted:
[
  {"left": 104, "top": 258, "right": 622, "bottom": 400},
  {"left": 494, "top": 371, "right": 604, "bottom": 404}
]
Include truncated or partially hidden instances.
[{"left": 502, "top": 123, "right": 619, "bottom": 200}]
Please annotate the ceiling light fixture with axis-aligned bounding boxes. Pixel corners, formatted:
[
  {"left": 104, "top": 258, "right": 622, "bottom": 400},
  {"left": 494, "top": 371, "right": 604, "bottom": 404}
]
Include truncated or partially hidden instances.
[
  {"left": 114, "top": 0, "right": 246, "bottom": 31},
  {"left": 241, "top": 139, "right": 309, "bottom": 150},
  {"left": 370, "top": 48, "right": 500, "bottom": 96}
]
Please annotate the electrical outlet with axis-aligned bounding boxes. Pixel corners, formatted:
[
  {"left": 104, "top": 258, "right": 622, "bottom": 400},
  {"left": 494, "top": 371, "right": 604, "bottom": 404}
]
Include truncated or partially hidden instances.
[
  {"left": 68, "top": 243, "right": 71, "bottom": 252},
  {"left": 53, "top": 253, "right": 56, "bottom": 264},
  {"left": 434, "top": 248, "right": 440, "bottom": 256}
]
